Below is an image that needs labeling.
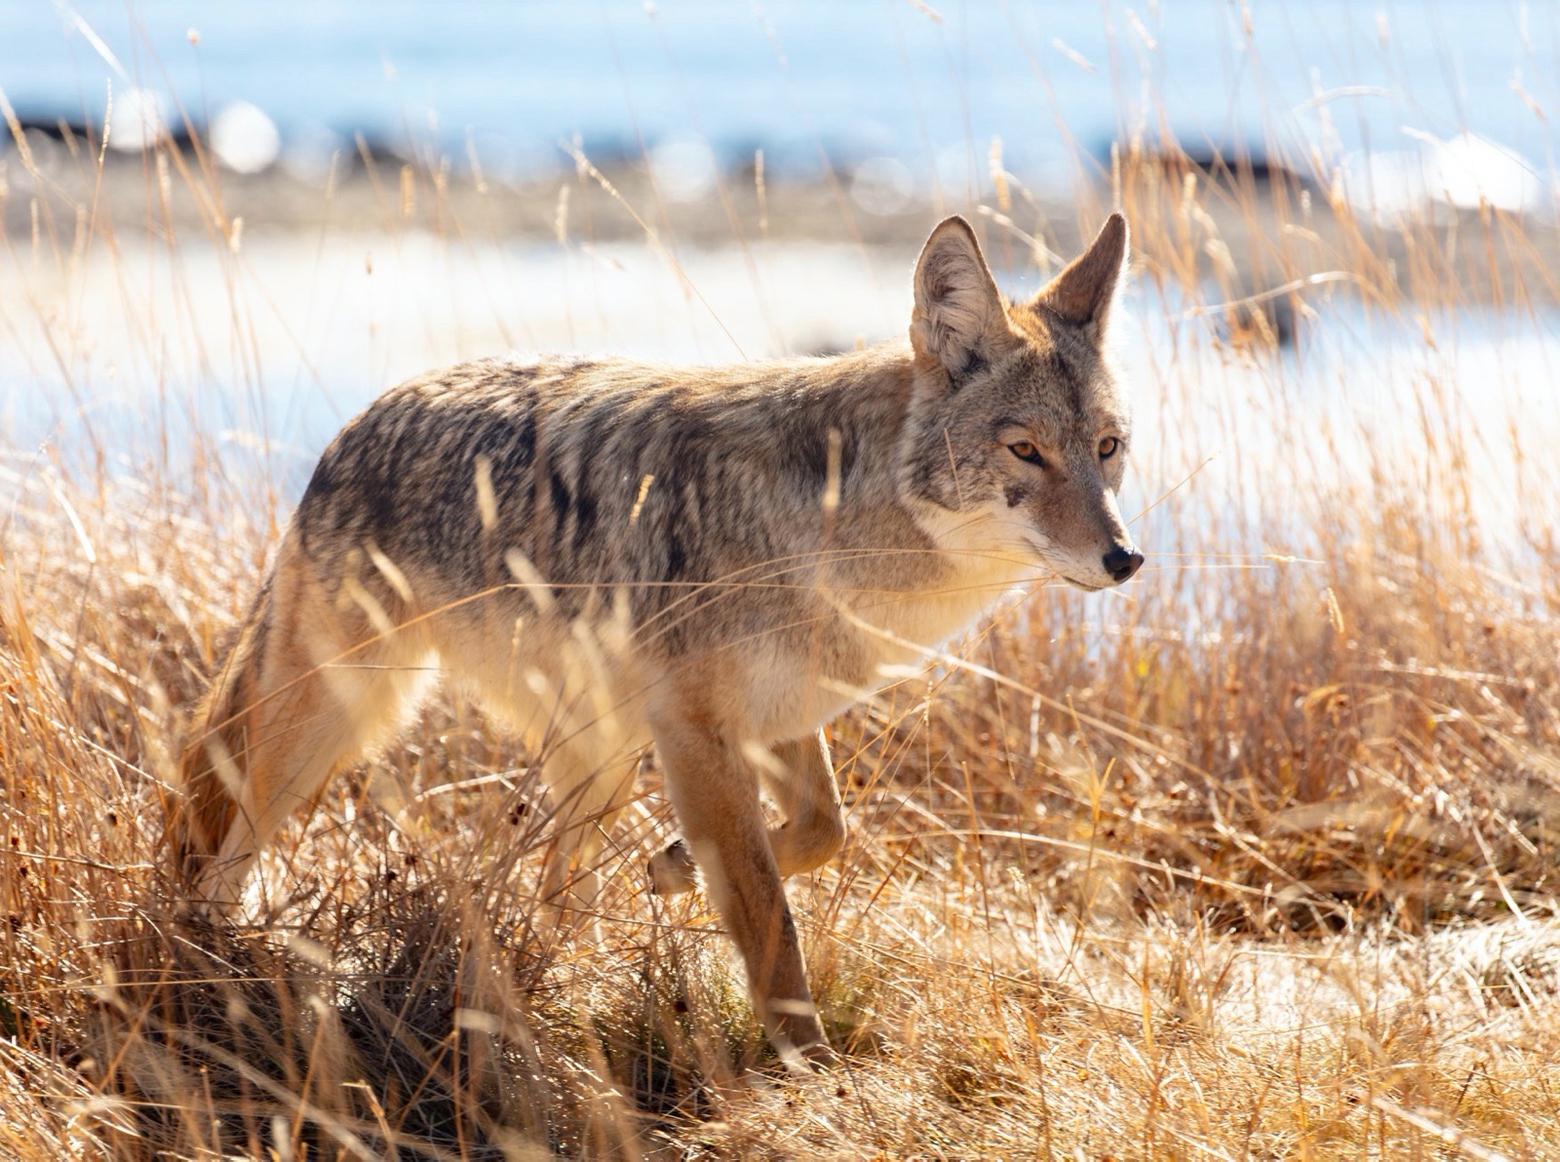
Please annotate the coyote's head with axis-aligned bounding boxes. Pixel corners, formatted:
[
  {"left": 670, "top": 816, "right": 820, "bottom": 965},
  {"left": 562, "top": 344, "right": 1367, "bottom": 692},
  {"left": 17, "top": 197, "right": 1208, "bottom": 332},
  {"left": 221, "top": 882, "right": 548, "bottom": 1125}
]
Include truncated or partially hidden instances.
[{"left": 901, "top": 212, "right": 1143, "bottom": 591}]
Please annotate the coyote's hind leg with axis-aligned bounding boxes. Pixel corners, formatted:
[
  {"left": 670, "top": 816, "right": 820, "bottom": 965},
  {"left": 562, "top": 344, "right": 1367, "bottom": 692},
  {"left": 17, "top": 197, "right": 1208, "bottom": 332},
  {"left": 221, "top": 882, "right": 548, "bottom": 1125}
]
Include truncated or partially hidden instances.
[{"left": 181, "top": 550, "right": 429, "bottom": 912}]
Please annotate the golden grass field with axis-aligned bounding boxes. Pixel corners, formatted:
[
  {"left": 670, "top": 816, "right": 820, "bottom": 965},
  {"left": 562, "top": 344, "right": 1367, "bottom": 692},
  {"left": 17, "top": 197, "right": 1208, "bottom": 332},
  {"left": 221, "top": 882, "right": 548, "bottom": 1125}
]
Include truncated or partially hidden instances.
[{"left": 1, "top": 86, "right": 1559, "bottom": 1160}]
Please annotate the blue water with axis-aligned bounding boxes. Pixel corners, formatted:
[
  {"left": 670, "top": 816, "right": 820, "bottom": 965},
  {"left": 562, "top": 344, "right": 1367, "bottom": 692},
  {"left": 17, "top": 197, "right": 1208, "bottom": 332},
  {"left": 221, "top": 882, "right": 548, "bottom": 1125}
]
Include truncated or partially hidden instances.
[{"left": 1, "top": 1, "right": 1555, "bottom": 185}]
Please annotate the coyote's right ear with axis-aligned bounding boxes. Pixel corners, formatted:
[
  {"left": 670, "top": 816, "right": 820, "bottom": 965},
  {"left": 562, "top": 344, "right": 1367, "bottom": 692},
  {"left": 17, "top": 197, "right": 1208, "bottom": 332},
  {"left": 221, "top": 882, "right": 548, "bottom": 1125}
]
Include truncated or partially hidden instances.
[{"left": 910, "top": 216, "right": 1004, "bottom": 384}]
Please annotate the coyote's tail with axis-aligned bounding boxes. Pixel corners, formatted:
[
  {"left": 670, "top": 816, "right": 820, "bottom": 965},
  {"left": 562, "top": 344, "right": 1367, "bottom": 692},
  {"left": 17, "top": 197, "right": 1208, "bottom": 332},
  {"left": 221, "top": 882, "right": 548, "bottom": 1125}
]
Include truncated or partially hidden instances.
[{"left": 168, "top": 579, "right": 274, "bottom": 886}]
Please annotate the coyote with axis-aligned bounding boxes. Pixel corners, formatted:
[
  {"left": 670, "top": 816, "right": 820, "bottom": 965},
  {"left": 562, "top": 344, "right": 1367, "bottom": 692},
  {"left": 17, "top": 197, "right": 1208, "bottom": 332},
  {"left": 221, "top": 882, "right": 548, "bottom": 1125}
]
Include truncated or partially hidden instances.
[{"left": 171, "top": 213, "right": 1142, "bottom": 1065}]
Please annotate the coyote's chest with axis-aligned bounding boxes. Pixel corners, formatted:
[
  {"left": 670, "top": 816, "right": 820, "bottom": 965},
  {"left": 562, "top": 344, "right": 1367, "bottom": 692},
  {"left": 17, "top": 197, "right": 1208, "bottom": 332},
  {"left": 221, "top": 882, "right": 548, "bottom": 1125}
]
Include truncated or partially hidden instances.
[
  {"left": 854, "top": 553, "right": 1031, "bottom": 664},
  {"left": 736, "top": 551, "right": 1030, "bottom": 743}
]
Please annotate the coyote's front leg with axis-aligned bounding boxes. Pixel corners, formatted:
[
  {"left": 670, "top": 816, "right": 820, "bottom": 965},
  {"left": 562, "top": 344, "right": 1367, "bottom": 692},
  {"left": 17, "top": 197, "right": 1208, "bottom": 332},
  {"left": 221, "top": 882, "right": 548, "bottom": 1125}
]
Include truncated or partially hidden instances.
[
  {"left": 650, "top": 729, "right": 844, "bottom": 894},
  {"left": 764, "top": 731, "right": 846, "bottom": 877},
  {"left": 651, "top": 709, "right": 831, "bottom": 1066}
]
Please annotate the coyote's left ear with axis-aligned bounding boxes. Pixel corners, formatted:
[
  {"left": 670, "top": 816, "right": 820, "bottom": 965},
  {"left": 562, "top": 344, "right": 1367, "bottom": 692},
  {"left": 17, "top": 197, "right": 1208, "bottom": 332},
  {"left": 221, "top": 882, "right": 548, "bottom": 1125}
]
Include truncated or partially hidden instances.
[
  {"left": 910, "top": 216, "right": 1005, "bottom": 384},
  {"left": 1033, "top": 212, "right": 1129, "bottom": 340}
]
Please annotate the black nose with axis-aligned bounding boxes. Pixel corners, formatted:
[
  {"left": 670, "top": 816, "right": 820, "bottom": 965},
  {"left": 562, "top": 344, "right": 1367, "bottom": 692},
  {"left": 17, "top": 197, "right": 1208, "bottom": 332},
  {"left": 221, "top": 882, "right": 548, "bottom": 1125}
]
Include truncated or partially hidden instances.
[{"left": 1102, "top": 546, "right": 1144, "bottom": 583}]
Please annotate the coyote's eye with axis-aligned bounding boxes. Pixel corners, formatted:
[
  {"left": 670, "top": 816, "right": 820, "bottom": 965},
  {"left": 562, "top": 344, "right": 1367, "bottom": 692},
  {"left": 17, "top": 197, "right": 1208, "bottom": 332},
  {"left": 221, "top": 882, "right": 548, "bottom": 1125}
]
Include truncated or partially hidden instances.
[
  {"left": 1098, "top": 436, "right": 1120, "bottom": 459},
  {"left": 1008, "top": 441, "right": 1045, "bottom": 467}
]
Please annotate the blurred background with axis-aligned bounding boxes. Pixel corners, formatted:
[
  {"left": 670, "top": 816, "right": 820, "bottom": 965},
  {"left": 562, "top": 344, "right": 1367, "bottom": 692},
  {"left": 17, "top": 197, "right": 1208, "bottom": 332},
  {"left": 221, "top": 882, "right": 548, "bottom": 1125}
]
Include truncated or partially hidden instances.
[
  {"left": 0, "top": 3, "right": 1553, "bottom": 489},
  {"left": 4, "top": 2, "right": 1553, "bottom": 207},
  {"left": 2, "top": 2, "right": 1556, "bottom": 545}
]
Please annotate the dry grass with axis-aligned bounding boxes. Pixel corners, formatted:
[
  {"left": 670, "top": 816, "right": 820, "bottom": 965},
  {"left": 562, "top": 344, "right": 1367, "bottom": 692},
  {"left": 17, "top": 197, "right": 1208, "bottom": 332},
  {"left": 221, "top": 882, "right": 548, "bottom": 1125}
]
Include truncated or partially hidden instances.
[{"left": 2, "top": 31, "right": 1559, "bottom": 1160}]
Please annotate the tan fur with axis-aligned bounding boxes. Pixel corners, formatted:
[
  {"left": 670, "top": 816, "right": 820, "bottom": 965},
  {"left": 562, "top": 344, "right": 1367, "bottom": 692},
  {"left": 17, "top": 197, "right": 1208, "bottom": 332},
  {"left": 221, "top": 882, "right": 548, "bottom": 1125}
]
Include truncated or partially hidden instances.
[{"left": 170, "top": 214, "right": 1142, "bottom": 1065}]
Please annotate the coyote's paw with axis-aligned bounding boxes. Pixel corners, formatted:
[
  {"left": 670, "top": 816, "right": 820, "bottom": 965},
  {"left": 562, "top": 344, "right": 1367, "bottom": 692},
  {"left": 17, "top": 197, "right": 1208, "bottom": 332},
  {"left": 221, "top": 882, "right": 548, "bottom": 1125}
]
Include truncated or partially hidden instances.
[
  {"left": 772, "top": 1015, "right": 839, "bottom": 1073},
  {"left": 795, "top": 1038, "right": 841, "bottom": 1072},
  {"left": 647, "top": 839, "right": 698, "bottom": 896}
]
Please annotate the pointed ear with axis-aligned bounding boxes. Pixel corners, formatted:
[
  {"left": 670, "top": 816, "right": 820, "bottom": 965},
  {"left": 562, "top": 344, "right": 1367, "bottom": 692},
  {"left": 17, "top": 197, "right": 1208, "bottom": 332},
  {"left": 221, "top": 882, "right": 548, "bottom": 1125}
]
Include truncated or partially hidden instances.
[
  {"left": 910, "top": 216, "right": 1005, "bottom": 382},
  {"left": 1033, "top": 212, "right": 1129, "bottom": 337}
]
